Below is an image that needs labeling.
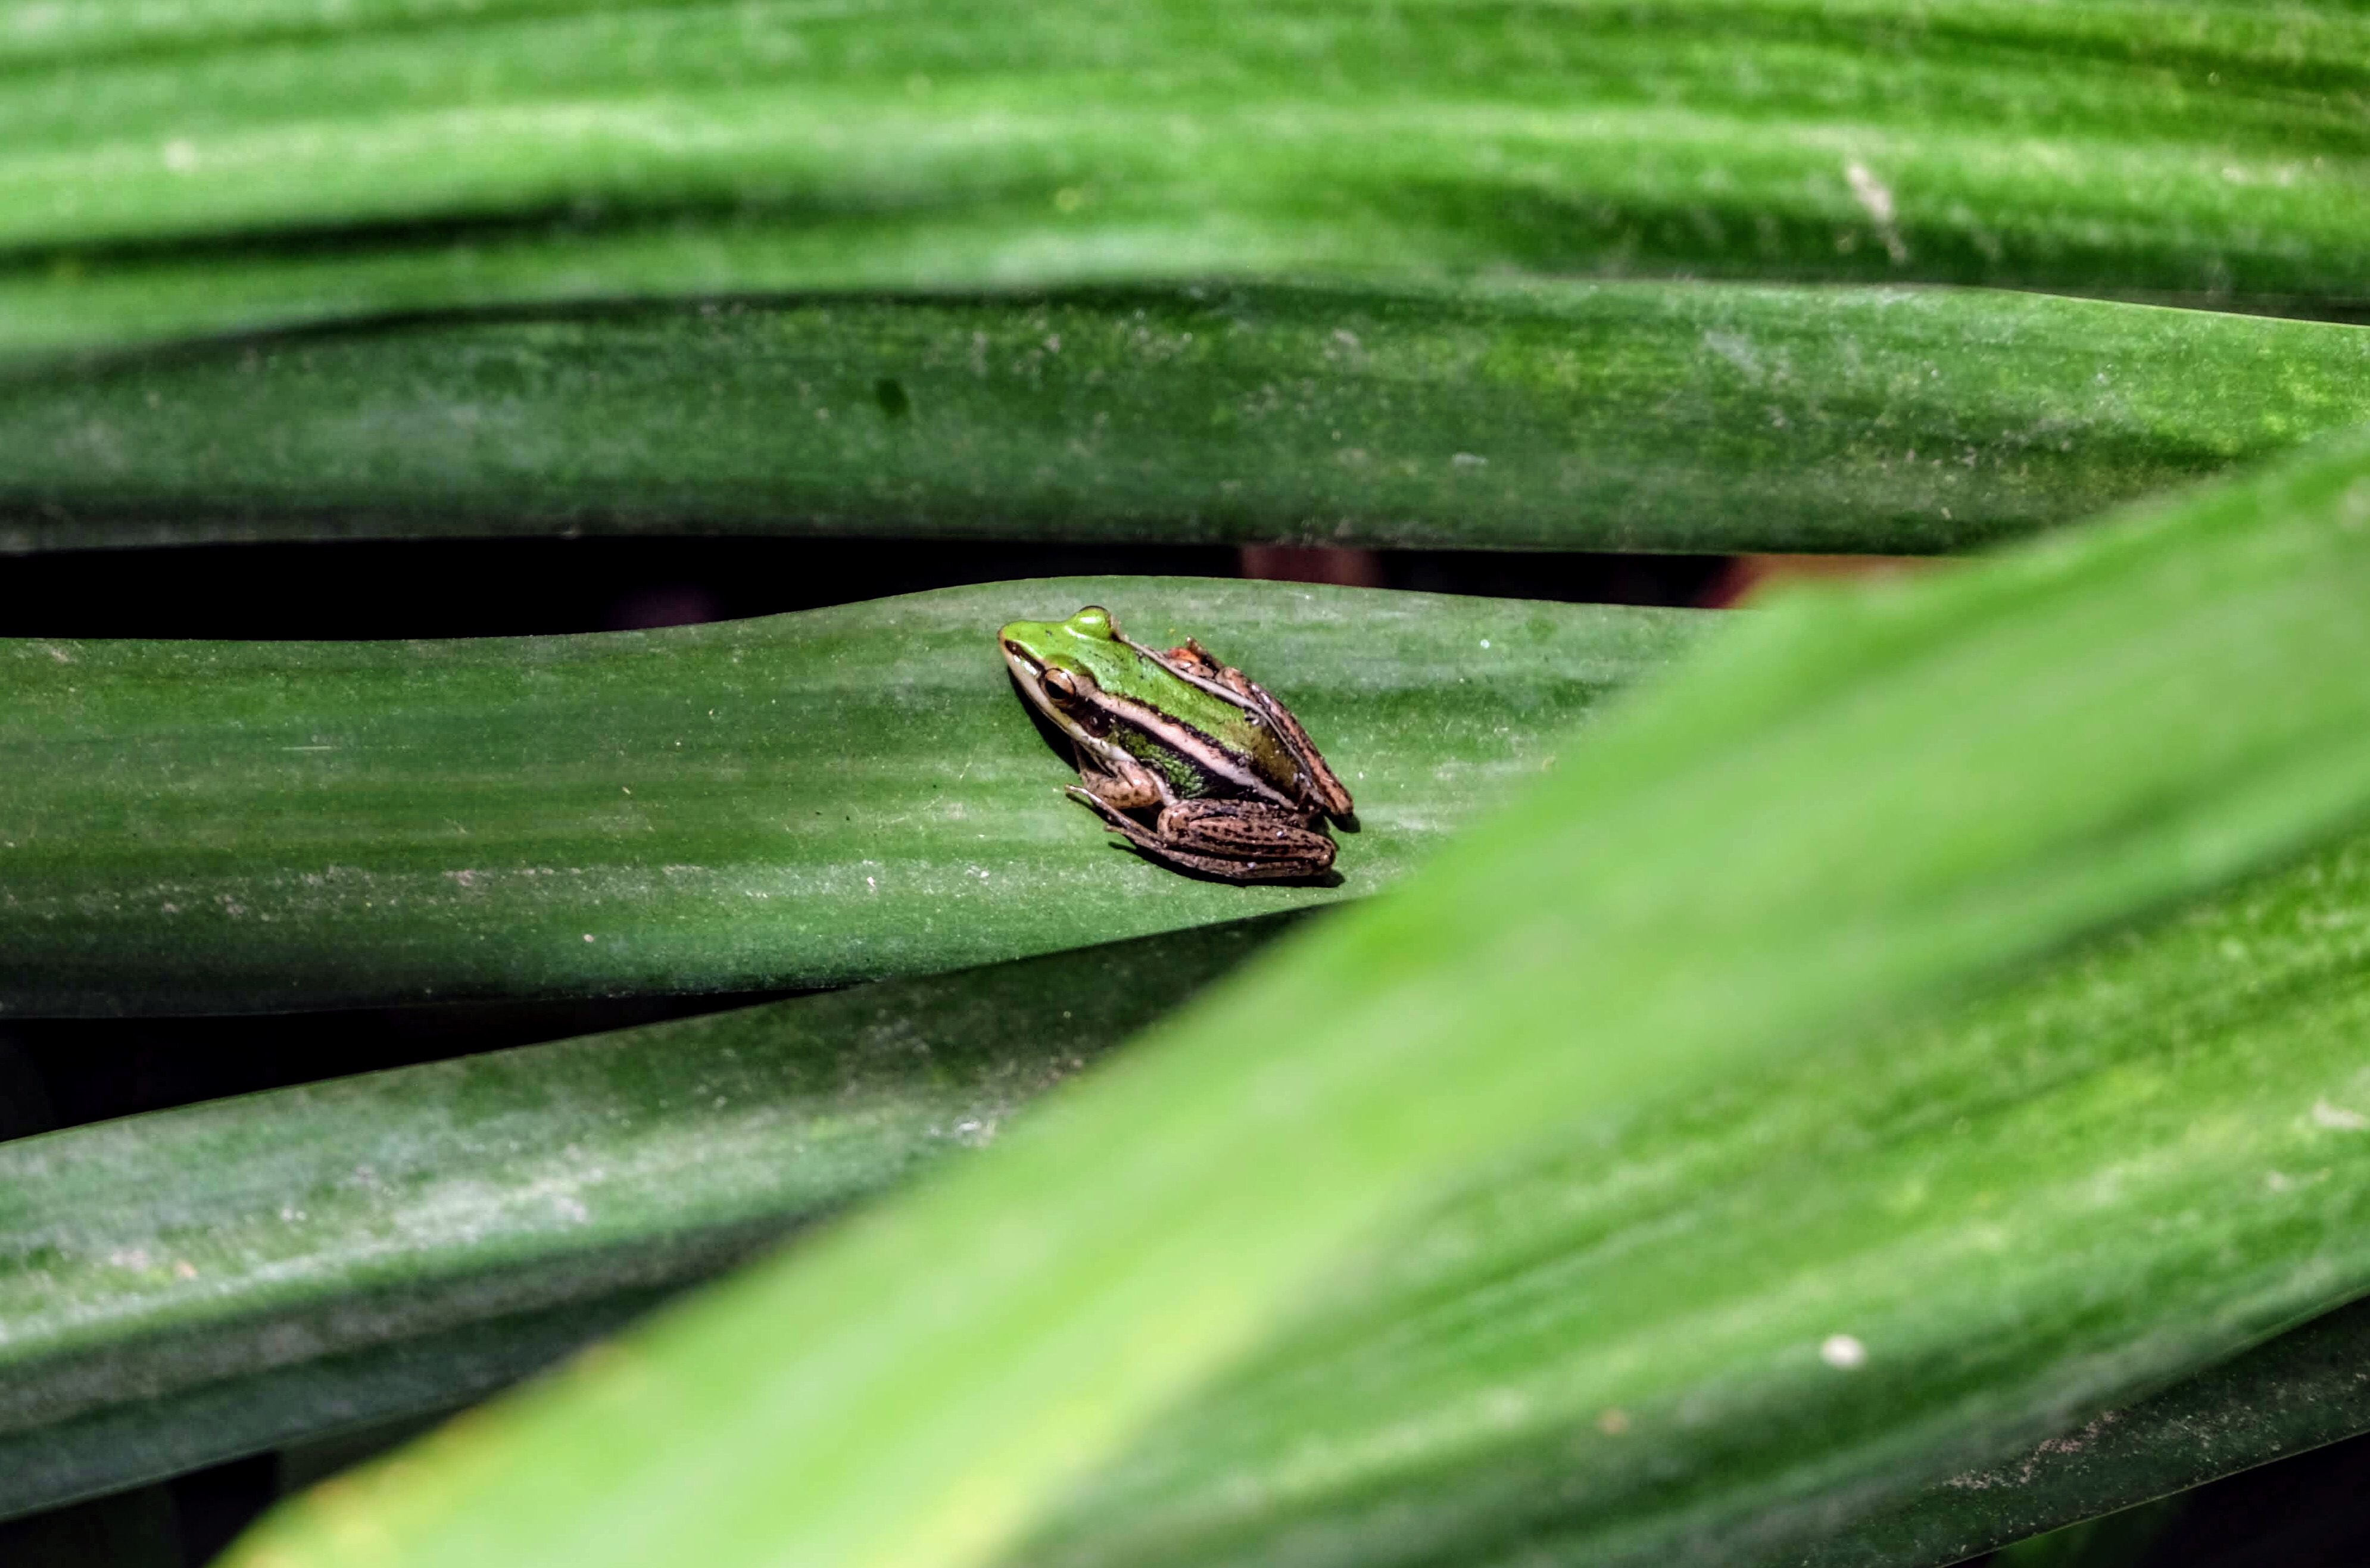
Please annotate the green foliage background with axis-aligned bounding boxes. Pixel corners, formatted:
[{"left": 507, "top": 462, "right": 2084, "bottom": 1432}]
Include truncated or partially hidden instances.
[{"left": 2, "top": 1, "right": 2368, "bottom": 1564}]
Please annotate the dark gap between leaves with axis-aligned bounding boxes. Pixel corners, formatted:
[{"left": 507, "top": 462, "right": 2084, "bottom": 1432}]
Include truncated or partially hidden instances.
[
  {"left": 0, "top": 989, "right": 802, "bottom": 1137},
  {"left": 0, "top": 535, "right": 1733, "bottom": 640}
]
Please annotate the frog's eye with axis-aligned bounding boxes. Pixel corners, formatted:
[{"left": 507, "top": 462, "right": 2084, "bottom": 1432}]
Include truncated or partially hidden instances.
[{"left": 1041, "top": 668, "right": 1083, "bottom": 707}]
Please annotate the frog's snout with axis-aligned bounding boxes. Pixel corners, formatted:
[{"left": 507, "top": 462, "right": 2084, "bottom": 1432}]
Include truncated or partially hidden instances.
[{"left": 998, "top": 633, "right": 1044, "bottom": 683}]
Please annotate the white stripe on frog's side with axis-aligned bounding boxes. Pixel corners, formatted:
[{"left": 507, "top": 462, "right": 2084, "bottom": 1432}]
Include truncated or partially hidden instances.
[{"left": 1090, "top": 683, "right": 1298, "bottom": 809}]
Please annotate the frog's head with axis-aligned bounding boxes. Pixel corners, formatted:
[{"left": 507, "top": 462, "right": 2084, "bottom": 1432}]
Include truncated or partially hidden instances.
[{"left": 997, "top": 605, "right": 1137, "bottom": 746}]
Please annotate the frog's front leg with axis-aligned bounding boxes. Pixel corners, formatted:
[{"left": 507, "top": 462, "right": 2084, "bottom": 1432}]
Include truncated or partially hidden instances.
[
  {"left": 1065, "top": 791, "right": 1335, "bottom": 880},
  {"left": 1072, "top": 752, "right": 1165, "bottom": 811}
]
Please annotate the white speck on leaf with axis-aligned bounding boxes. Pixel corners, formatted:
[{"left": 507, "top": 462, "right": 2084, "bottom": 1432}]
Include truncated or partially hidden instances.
[
  {"left": 1844, "top": 161, "right": 1909, "bottom": 263},
  {"left": 2312, "top": 1098, "right": 2369, "bottom": 1130},
  {"left": 1821, "top": 1333, "right": 1869, "bottom": 1369}
]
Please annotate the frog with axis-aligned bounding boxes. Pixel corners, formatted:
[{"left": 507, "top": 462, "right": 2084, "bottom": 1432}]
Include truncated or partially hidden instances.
[{"left": 997, "top": 605, "right": 1354, "bottom": 881}]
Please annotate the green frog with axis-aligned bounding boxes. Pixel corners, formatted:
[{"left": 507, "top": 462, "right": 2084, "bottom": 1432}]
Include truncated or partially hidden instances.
[{"left": 997, "top": 606, "right": 1354, "bottom": 880}]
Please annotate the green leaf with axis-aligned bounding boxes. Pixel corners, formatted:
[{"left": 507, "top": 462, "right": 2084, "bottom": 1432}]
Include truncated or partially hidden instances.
[
  {"left": 0, "top": 579, "right": 1704, "bottom": 1016},
  {"left": 26, "top": 827, "right": 2370, "bottom": 1559},
  {"left": 0, "top": 915, "right": 1299, "bottom": 1520},
  {"left": 4, "top": 0, "right": 2368, "bottom": 360},
  {"left": 7, "top": 285, "right": 2366, "bottom": 556},
  {"left": 219, "top": 416, "right": 2370, "bottom": 1568},
  {"left": 1015, "top": 828, "right": 2370, "bottom": 1567},
  {"left": 1815, "top": 1294, "right": 2370, "bottom": 1566}
]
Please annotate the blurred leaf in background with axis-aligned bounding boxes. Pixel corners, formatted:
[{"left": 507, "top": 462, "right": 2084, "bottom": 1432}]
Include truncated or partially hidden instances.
[{"left": 5, "top": 0, "right": 2367, "bottom": 358}]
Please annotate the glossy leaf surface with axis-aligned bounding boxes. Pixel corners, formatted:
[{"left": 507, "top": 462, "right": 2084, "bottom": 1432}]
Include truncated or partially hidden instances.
[
  {"left": 0, "top": 579, "right": 1704, "bottom": 1015},
  {"left": 5, "top": 286, "right": 2365, "bottom": 557}
]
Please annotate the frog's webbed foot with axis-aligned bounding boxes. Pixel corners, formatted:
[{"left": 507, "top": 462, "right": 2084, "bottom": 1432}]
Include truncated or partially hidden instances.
[{"left": 1064, "top": 790, "right": 1336, "bottom": 882}]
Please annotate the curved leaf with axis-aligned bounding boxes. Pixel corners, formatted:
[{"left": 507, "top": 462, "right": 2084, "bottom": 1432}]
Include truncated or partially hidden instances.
[
  {"left": 221, "top": 417, "right": 2370, "bottom": 1568},
  {"left": 4, "top": 0, "right": 2367, "bottom": 359},
  {"left": 0, "top": 579, "right": 1704, "bottom": 1016},
  {"left": 5, "top": 286, "right": 2366, "bottom": 556},
  {"left": 0, "top": 915, "right": 1299, "bottom": 1520}
]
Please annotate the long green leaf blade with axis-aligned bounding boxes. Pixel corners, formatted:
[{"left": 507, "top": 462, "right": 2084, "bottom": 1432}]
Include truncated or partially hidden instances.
[
  {"left": 0, "top": 580, "right": 1701, "bottom": 1015},
  {"left": 7, "top": 286, "right": 2365, "bottom": 557},
  {"left": 222, "top": 423, "right": 2370, "bottom": 1568},
  {"left": 0, "top": 916, "right": 1299, "bottom": 1520},
  {"left": 1016, "top": 830, "right": 2370, "bottom": 1566},
  {"left": 4, "top": 0, "right": 2366, "bottom": 358}
]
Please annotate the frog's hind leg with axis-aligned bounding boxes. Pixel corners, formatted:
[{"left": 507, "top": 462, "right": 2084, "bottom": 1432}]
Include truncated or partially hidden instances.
[
  {"left": 1065, "top": 790, "right": 1333, "bottom": 881},
  {"left": 1064, "top": 789, "right": 1329, "bottom": 881},
  {"left": 1159, "top": 800, "right": 1336, "bottom": 874}
]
